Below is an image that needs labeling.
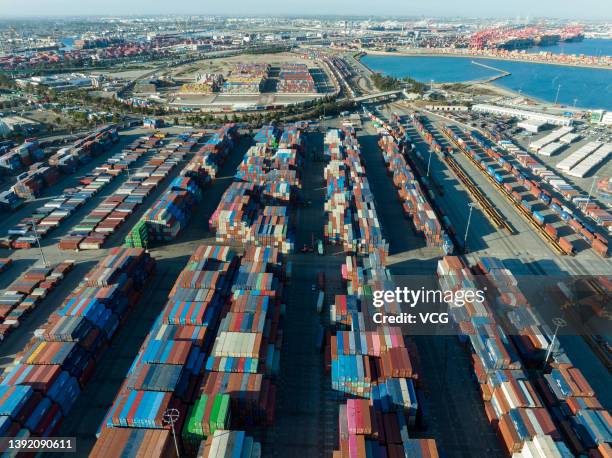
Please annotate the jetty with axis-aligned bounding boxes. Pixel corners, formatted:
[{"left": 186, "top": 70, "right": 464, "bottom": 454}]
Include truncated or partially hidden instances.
[{"left": 471, "top": 60, "right": 511, "bottom": 82}]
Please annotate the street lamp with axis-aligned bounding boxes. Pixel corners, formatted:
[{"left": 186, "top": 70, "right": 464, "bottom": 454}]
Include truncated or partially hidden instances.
[
  {"left": 30, "top": 221, "right": 48, "bottom": 268},
  {"left": 463, "top": 203, "right": 475, "bottom": 252},
  {"left": 427, "top": 148, "right": 433, "bottom": 177},
  {"left": 545, "top": 317, "right": 567, "bottom": 366},
  {"left": 163, "top": 408, "right": 181, "bottom": 458}
]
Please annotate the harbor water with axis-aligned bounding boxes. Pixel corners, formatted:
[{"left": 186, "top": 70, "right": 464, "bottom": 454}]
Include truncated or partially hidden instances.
[{"left": 362, "top": 44, "right": 612, "bottom": 110}]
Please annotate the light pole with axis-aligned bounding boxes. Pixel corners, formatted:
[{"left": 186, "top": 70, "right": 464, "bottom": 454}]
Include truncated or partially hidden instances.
[
  {"left": 427, "top": 148, "right": 433, "bottom": 177},
  {"left": 573, "top": 98, "right": 578, "bottom": 108},
  {"left": 463, "top": 203, "right": 475, "bottom": 252},
  {"left": 545, "top": 317, "right": 567, "bottom": 366},
  {"left": 163, "top": 408, "right": 180, "bottom": 458},
  {"left": 554, "top": 84, "right": 562, "bottom": 105},
  {"left": 584, "top": 175, "right": 598, "bottom": 210},
  {"left": 30, "top": 221, "right": 48, "bottom": 268}
]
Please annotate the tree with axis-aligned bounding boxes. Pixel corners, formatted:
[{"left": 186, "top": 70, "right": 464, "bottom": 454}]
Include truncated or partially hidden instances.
[{"left": 371, "top": 72, "right": 402, "bottom": 91}]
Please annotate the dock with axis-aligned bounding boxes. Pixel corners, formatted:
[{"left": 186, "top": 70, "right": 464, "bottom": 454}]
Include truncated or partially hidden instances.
[{"left": 471, "top": 60, "right": 511, "bottom": 82}]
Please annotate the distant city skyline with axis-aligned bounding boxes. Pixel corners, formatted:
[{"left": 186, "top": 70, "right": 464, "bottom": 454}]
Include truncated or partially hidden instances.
[{"left": 0, "top": 0, "right": 611, "bottom": 20}]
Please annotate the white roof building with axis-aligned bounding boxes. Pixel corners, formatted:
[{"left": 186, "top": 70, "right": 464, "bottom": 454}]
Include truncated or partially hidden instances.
[{"left": 472, "top": 104, "right": 572, "bottom": 126}]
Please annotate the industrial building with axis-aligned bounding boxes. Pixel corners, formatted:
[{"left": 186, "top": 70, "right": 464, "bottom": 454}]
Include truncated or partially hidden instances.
[
  {"left": 472, "top": 104, "right": 573, "bottom": 126},
  {"left": 517, "top": 118, "right": 548, "bottom": 133},
  {"left": 15, "top": 73, "right": 100, "bottom": 91}
]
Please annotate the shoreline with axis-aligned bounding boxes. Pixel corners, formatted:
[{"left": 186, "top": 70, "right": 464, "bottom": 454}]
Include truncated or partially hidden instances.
[
  {"left": 362, "top": 49, "right": 612, "bottom": 71},
  {"left": 356, "top": 53, "right": 594, "bottom": 112}
]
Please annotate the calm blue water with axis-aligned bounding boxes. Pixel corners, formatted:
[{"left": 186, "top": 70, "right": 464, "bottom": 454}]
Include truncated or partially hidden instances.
[
  {"left": 526, "top": 38, "right": 612, "bottom": 57},
  {"left": 362, "top": 55, "right": 612, "bottom": 110}
]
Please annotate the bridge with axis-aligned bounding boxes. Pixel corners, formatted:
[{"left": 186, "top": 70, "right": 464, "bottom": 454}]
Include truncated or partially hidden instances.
[{"left": 353, "top": 90, "right": 403, "bottom": 103}]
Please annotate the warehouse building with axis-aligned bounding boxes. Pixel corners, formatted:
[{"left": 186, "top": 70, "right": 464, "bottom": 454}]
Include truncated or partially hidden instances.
[{"left": 472, "top": 104, "right": 572, "bottom": 126}]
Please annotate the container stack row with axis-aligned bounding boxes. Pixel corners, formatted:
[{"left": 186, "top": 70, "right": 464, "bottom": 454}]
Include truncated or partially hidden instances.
[
  {"left": 125, "top": 125, "right": 237, "bottom": 247},
  {"left": 277, "top": 63, "right": 317, "bottom": 94},
  {"left": 2, "top": 134, "right": 153, "bottom": 249},
  {"left": 12, "top": 164, "right": 60, "bottom": 200},
  {"left": 376, "top": 127, "right": 451, "bottom": 253},
  {"left": 323, "top": 127, "right": 388, "bottom": 256},
  {"left": 47, "top": 125, "right": 120, "bottom": 173},
  {"left": 0, "top": 189, "right": 24, "bottom": 212},
  {"left": 0, "top": 140, "right": 44, "bottom": 173},
  {"left": 328, "top": 251, "right": 441, "bottom": 457},
  {"left": 498, "top": 139, "right": 611, "bottom": 256},
  {"left": 59, "top": 133, "right": 188, "bottom": 250},
  {"left": 4, "top": 126, "right": 120, "bottom": 205},
  {"left": 222, "top": 64, "right": 269, "bottom": 95},
  {"left": 210, "top": 125, "right": 302, "bottom": 254},
  {"left": 0, "top": 261, "right": 74, "bottom": 341},
  {"left": 127, "top": 176, "right": 203, "bottom": 246},
  {"left": 463, "top": 128, "right": 609, "bottom": 257},
  {"left": 443, "top": 126, "right": 577, "bottom": 255},
  {"left": 436, "top": 255, "right": 605, "bottom": 457},
  {"left": 195, "top": 430, "right": 261, "bottom": 458},
  {"left": 94, "top": 245, "right": 236, "bottom": 456},
  {"left": 91, "top": 243, "right": 283, "bottom": 456},
  {"left": 0, "top": 248, "right": 154, "bottom": 442},
  {"left": 411, "top": 114, "right": 443, "bottom": 155},
  {"left": 200, "top": 245, "right": 284, "bottom": 432},
  {"left": 474, "top": 257, "right": 612, "bottom": 457},
  {"left": 183, "top": 124, "right": 237, "bottom": 180}
]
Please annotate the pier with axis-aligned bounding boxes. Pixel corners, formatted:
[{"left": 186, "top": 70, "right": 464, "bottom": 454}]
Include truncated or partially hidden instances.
[{"left": 471, "top": 60, "right": 511, "bottom": 82}]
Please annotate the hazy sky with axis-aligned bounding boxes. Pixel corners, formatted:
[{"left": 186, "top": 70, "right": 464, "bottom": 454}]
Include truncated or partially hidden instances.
[{"left": 0, "top": 0, "right": 611, "bottom": 20}]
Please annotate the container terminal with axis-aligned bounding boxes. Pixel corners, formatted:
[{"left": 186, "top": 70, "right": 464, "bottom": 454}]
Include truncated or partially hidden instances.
[
  {"left": 0, "top": 11, "right": 610, "bottom": 458},
  {"left": 0, "top": 108, "right": 607, "bottom": 457}
]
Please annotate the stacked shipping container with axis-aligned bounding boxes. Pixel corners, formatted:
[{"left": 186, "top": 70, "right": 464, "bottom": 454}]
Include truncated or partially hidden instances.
[
  {"left": 0, "top": 140, "right": 44, "bottom": 173},
  {"left": 125, "top": 126, "right": 237, "bottom": 246},
  {"left": 209, "top": 125, "right": 302, "bottom": 254},
  {"left": 474, "top": 257, "right": 612, "bottom": 457},
  {"left": 59, "top": 133, "right": 188, "bottom": 250},
  {"left": 3, "top": 133, "right": 147, "bottom": 249},
  {"left": 323, "top": 127, "right": 388, "bottom": 256},
  {"left": 0, "top": 248, "right": 154, "bottom": 442},
  {"left": 0, "top": 262, "right": 74, "bottom": 341},
  {"left": 436, "top": 255, "right": 611, "bottom": 457},
  {"left": 92, "top": 242, "right": 284, "bottom": 455},
  {"left": 329, "top": 251, "right": 442, "bottom": 457},
  {"left": 460, "top": 128, "right": 609, "bottom": 257},
  {"left": 277, "top": 63, "right": 317, "bottom": 94},
  {"left": 368, "top": 111, "right": 452, "bottom": 254}
]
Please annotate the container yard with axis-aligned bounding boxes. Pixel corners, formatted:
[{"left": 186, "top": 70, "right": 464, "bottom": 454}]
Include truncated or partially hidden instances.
[
  {"left": 277, "top": 63, "right": 317, "bottom": 94},
  {"left": 222, "top": 64, "right": 270, "bottom": 95},
  {"left": 209, "top": 124, "right": 302, "bottom": 254},
  {"left": 0, "top": 6, "right": 610, "bottom": 457},
  {"left": 0, "top": 113, "right": 607, "bottom": 458}
]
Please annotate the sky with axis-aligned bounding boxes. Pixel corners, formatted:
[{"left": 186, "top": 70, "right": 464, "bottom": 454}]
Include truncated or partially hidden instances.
[{"left": 0, "top": 0, "right": 611, "bottom": 20}]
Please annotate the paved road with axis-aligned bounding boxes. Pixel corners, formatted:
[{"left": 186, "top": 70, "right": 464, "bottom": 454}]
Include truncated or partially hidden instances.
[{"left": 262, "top": 131, "right": 341, "bottom": 457}]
